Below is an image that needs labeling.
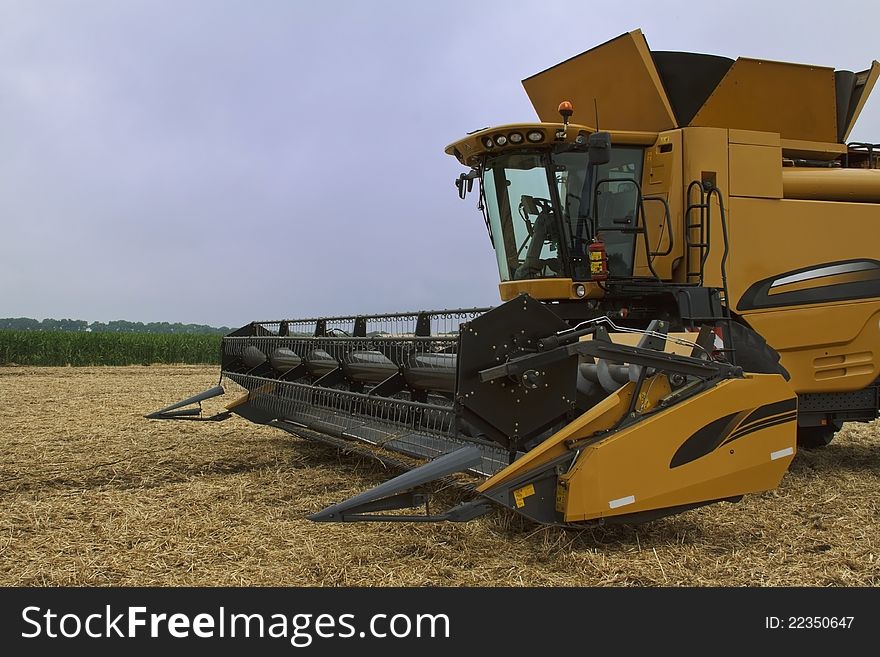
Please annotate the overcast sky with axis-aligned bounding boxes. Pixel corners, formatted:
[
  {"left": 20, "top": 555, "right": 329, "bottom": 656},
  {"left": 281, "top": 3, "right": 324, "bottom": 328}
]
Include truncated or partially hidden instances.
[{"left": 2, "top": 0, "right": 879, "bottom": 327}]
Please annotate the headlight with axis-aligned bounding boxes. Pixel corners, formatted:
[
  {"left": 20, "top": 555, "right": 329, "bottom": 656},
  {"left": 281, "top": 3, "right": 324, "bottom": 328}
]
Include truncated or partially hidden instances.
[
  {"left": 508, "top": 132, "right": 523, "bottom": 144},
  {"left": 494, "top": 134, "right": 508, "bottom": 146},
  {"left": 573, "top": 283, "right": 587, "bottom": 298},
  {"left": 526, "top": 130, "right": 545, "bottom": 143},
  {"left": 482, "top": 137, "right": 494, "bottom": 149}
]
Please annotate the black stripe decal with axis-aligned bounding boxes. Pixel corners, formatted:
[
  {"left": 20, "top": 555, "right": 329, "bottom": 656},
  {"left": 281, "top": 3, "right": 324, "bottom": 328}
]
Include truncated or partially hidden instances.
[
  {"left": 669, "top": 411, "right": 745, "bottom": 468},
  {"left": 728, "top": 410, "right": 798, "bottom": 438},
  {"left": 726, "top": 411, "right": 799, "bottom": 443},
  {"left": 723, "top": 412, "right": 798, "bottom": 446},
  {"left": 720, "top": 408, "right": 799, "bottom": 445},
  {"left": 670, "top": 398, "right": 798, "bottom": 469},
  {"left": 738, "top": 398, "right": 797, "bottom": 428},
  {"left": 737, "top": 259, "right": 880, "bottom": 311}
]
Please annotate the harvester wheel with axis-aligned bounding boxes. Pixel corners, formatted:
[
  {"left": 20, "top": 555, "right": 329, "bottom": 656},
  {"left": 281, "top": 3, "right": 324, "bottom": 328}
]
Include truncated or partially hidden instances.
[{"left": 796, "top": 425, "right": 836, "bottom": 449}]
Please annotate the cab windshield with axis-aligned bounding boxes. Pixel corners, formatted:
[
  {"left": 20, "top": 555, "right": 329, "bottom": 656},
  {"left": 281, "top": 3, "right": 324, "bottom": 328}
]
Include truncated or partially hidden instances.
[
  {"left": 481, "top": 146, "right": 643, "bottom": 281},
  {"left": 482, "top": 152, "right": 564, "bottom": 281}
]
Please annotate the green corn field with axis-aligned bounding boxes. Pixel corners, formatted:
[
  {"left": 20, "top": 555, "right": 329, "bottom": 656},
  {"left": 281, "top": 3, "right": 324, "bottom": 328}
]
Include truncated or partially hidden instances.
[{"left": 0, "top": 330, "right": 221, "bottom": 366}]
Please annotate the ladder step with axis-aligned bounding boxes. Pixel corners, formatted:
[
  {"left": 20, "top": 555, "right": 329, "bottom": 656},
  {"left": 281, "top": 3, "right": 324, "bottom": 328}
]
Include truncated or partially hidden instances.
[{"left": 686, "top": 201, "right": 708, "bottom": 283}]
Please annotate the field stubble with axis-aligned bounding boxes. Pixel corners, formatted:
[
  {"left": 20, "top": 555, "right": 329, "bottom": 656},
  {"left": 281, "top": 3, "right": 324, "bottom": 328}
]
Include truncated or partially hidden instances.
[{"left": 0, "top": 365, "right": 877, "bottom": 586}]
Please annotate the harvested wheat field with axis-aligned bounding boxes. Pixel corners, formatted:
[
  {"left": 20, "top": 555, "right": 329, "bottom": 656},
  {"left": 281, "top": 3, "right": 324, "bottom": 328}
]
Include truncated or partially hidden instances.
[{"left": 0, "top": 365, "right": 878, "bottom": 586}]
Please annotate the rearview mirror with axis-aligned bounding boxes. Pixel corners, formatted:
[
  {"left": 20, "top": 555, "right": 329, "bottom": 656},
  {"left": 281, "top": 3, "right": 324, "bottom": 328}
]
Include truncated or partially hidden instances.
[
  {"left": 588, "top": 131, "right": 612, "bottom": 165},
  {"left": 455, "top": 168, "right": 479, "bottom": 200}
]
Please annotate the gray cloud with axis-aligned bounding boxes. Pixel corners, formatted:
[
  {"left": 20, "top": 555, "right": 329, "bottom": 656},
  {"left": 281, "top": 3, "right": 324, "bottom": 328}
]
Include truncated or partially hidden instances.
[{"left": 1, "top": 0, "right": 878, "bottom": 326}]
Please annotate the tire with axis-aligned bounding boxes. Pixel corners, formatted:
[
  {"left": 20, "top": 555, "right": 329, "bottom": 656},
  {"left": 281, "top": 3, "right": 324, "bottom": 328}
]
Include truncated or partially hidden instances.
[{"left": 797, "top": 425, "right": 836, "bottom": 448}]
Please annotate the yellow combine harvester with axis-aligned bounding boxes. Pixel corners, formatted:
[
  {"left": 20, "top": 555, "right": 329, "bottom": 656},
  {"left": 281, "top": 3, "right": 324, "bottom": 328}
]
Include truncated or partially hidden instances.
[{"left": 148, "top": 30, "right": 880, "bottom": 526}]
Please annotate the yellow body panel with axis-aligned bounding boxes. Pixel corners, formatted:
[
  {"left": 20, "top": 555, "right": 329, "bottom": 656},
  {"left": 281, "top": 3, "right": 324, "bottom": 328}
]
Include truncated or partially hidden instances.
[
  {"left": 444, "top": 123, "right": 658, "bottom": 167},
  {"left": 744, "top": 302, "right": 880, "bottom": 393},
  {"left": 479, "top": 365, "right": 673, "bottom": 494},
  {"left": 497, "top": 278, "right": 603, "bottom": 302},
  {"left": 780, "top": 138, "right": 846, "bottom": 160},
  {"left": 477, "top": 382, "right": 636, "bottom": 493},
  {"left": 515, "top": 30, "right": 875, "bottom": 143},
  {"left": 729, "top": 143, "right": 782, "bottom": 198},
  {"left": 522, "top": 30, "right": 676, "bottom": 132},
  {"left": 721, "top": 196, "right": 880, "bottom": 392},
  {"left": 782, "top": 168, "right": 880, "bottom": 202},
  {"left": 636, "top": 131, "right": 683, "bottom": 279},
  {"left": 729, "top": 129, "right": 780, "bottom": 147},
  {"left": 560, "top": 374, "right": 796, "bottom": 521},
  {"left": 691, "top": 58, "right": 838, "bottom": 142}
]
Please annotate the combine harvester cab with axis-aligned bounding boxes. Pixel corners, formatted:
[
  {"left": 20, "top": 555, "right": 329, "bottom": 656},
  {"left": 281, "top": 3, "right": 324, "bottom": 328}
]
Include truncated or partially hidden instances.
[{"left": 148, "top": 28, "right": 880, "bottom": 526}]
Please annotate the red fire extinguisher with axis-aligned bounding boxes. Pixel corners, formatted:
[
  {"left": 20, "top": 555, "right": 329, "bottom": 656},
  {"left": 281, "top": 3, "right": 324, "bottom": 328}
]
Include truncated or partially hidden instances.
[{"left": 588, "top": 237, "right": 608, "bottom": 281}]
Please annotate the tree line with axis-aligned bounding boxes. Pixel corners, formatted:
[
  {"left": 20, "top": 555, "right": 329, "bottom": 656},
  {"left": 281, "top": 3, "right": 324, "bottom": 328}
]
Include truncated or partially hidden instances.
[{"left": 0, "top": 317, "right": 231, "bottom": 335}]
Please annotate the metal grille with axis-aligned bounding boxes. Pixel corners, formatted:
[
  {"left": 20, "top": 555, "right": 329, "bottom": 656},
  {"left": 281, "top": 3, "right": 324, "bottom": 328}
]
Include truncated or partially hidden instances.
[
  {"left": 222, "top": 335, "right": 458, "bottom": 363},
  {"left": 223, "top": 372, "right": 509, "bottom": 476},
  {"left": 249, "top": 307, "right": 491, "bottom": 338},
  {"left": 798, "top": 386, "right": 879, "bottom": 412}
]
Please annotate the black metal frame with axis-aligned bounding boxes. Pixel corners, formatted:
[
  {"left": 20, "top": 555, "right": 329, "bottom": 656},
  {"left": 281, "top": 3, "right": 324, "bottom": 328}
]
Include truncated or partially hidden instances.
[
  {"left": 306, "top": 446, "right": 492, "bottom": 523},
  {"left": 224, "top": 308, "right": 492, "bottom": 404},
  {"left": 478, "top": 328, "right": 740, "bottom": 383},
  {"left": 144, "top": 385, "right": 231, "bottom": 421},
  {"left": 844, "top": 142, "right": 880, "bottom": 169}
]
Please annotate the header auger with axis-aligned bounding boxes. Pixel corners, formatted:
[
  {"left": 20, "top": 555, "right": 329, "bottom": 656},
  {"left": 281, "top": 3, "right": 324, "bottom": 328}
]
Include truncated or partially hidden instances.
[{"left": 149, "top": 29, "right": 880, "bottom": 527}]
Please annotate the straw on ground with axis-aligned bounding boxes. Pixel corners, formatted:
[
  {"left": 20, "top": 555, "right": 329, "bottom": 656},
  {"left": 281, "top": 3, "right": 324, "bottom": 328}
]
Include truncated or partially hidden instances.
[{"left": 0, "top": 365, "right": 877, "bottom": 586}]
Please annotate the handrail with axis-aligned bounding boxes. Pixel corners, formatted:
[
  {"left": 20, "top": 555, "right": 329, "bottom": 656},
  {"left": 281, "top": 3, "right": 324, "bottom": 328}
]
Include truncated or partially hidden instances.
[{"left": 591, "top": 177, "right": 674, "bottom": 280}]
